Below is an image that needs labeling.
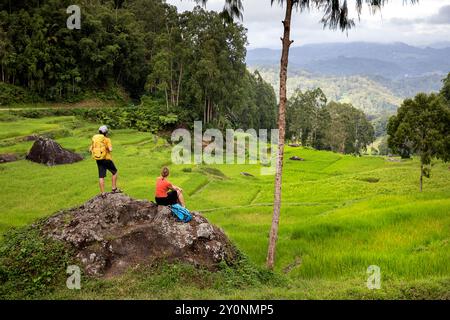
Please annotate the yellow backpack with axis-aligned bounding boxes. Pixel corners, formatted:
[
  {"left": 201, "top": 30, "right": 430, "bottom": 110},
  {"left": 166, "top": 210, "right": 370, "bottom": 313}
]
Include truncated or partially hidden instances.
[{"left": 91, "top": 134, "right": 107, "bottom": 160}]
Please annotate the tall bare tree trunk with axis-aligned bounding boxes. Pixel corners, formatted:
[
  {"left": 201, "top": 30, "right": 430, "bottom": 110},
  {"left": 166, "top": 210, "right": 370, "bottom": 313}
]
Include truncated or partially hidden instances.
[
  {"left": 207, "top": 98, "right": 210, "bottom": 123},
  {"left": 170, "top": 58, "right": 174, "bottom": 105},
  {"left": 267, "top": 0, "right": 294, "bottom": 270},
  {"left": 176, "top": 63, "right": 183, "bottom": 107},
  {"left": 208, "top": 99, "right": 212, "bottom": 123},
  {"left": 204, "top": 92, "right": 207, "bottom": 124},
  {"left": 165, "top": 89, "right": 169, "bottom": 112}
]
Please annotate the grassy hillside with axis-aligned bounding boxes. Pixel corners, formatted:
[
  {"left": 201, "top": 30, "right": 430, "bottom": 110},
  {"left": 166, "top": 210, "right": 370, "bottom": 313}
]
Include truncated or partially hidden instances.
[
  {"left": 251, "top": 67, "right": 403, "bottom": 116},
  {"left": 0, "top": 114, "right": 449, "bottom": 299}
]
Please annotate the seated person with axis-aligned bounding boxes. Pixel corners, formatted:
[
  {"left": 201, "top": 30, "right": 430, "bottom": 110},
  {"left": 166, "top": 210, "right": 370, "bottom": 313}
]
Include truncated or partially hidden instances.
[{"left": 155, "top": 167, "right": 185, "bottom": 207}]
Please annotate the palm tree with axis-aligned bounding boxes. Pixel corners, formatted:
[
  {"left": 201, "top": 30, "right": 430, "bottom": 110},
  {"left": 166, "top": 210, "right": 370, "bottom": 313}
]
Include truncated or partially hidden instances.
[{"left": 193, "top": 0, "right": 417, "bottom": 269}]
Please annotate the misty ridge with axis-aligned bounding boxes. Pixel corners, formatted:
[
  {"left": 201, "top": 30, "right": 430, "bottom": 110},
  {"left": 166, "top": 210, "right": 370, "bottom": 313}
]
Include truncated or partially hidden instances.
[
  {"left": 247, "top": 42, "right": 450, "bottom": 79},
  {"left": 247, "top": 42, "right": 450, "bottom": 116}
]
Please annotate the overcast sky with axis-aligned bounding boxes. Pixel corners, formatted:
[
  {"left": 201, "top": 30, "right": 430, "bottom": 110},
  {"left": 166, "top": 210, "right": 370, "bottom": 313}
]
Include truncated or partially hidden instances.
[{"left": 166, "top": 0, "right": 450, "bottom": 49}]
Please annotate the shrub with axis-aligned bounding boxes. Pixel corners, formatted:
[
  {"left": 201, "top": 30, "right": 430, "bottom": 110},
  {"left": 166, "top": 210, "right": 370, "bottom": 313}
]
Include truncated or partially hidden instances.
[
  {"left": 0, "top": 112, "right": 20, "bottom": 122},
  {"left": 41, "top": 129, "right": 72, "bottom": 140},
  {"left": 10, "top": 96, "right": 180, "bottom": 133},
  {"left": 0, "top": 83, "right": 42, "bottom": 105},
  {"left": 79, "top": 96, "right": 179, "bottom": 132},
  {"left": 0, "top": 227, "right": 73, "bottom": 299}
]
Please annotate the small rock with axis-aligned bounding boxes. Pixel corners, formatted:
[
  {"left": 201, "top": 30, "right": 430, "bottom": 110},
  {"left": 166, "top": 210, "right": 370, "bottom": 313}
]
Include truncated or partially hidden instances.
[
  {"left": 290, "top": 156, "right": 305, "bottom": 161},
  {"left": 240, "top": 172, "right": 254, "bottom": 177},
  {"left": 0, "top": 153, "right": 18, "bottom": 163},
  {"left": 288, "top": 143, "right": 301, "bottom": 147},
  {"left": 197, "top": 223, "right": 215, "bottom": 240},
  {"left": 23, "top": 134, "right": 39, "bottom": 141}
]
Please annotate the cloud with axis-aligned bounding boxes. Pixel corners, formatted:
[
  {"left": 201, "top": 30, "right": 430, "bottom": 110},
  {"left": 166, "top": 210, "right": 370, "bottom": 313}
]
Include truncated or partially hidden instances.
[
  {"left": 427, "top": 5, "right": 450, "bottom": 24},
  {"left": 390, "top": 4, "right": 450, "bottom": 25},
  {"left": 166, "top": 0, "right": 450, "bottom": 48}
]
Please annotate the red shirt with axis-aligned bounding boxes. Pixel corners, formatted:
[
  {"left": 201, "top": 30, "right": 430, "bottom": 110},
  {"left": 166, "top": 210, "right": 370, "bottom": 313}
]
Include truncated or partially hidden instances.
[{"left": 155, "top": 177, "right": 171, "bottom": 198}]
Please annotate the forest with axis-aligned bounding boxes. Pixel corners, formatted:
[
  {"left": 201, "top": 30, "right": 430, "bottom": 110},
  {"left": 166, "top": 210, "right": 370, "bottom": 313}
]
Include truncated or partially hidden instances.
[
  {"left": 0, "top": 0, "right": 277, "bottom": 130},
  {"left": 286, "top": 88, "right": 375, "bottom": 154},
  {"left": 0, "top": 0, "right": 381, "bottom": 154}
]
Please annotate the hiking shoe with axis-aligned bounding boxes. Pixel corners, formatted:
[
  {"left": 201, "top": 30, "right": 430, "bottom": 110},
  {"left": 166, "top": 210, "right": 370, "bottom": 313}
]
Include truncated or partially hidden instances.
[
  {"left": 100, "top": 192, "right": 107, "bottom": 199},
  {"left": 112, "top": 188, "right": 122, "bottom": 194}
]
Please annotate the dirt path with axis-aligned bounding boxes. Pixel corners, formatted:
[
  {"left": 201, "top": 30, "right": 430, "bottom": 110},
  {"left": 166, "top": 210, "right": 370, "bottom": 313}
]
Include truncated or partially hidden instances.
[{"left": 0, "top": 99, "right": 122, "bottom": 111}]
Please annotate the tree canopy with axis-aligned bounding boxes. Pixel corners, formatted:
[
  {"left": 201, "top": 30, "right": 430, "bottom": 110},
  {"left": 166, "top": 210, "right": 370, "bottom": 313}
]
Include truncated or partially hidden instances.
[
  {"left": 287, "top": 88, "right": 374, "bottom": 154},
  {"left": 388, "top": 77, "right": 450, "bottom": 191},
  {"left": 0, "top": 0, "right": 277, "bottom": 130}
]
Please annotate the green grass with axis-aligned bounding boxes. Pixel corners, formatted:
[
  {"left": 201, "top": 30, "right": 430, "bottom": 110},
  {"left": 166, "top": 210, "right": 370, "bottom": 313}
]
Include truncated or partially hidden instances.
[
  {"left": 0, "top": 114, "right": 449, "bottom": 299},
  {"left": 0, "top": 99, "right": 124, "bottom": 110}
]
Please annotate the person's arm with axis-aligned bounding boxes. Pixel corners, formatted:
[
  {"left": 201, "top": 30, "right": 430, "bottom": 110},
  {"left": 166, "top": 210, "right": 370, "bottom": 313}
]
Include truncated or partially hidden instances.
[
  {"left": 106, "top": 138, "right": 113, "bottom": 152},
  {"left": 167, "top": 181, "right": 182, "bottom": 192},
  {"left": 171, "top": 184, "right": 183, "bottom": 192}
]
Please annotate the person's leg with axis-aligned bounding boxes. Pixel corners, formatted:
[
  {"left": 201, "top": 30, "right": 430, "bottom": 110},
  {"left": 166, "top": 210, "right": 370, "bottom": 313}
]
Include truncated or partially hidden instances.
[
  {"left": 112, "top": 173, "right": 117, "bottom": 190},
  {"left": 176, "top": 189, "right": 185, "bottom": 207},
  {"left": 155, "top": 197, "right": 169, "bottom": 206},
  {"left": 107, "top": 161, "right": 120, "bottom": 192},
  {"left": 99, "top": 178, "right": 105, "bottom": 193},
  {"left": 97, "top": 160, "right": 107, "bottom": 194}
]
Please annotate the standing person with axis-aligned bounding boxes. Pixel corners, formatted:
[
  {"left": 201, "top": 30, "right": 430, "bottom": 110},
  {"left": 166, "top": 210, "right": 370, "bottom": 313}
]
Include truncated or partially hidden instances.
[
  {"left": 90, "top": 125, "right": 121, "bottom": 196},
  {"left": 155, "top": 167, "right": 185, "bottom": 207}
]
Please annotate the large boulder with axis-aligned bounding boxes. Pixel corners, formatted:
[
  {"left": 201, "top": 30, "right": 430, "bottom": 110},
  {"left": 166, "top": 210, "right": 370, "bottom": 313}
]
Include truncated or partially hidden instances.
[
  {"left": 41, "top": 193, "right": 237, "bottom": 277},
  {"left": 26, "top": 137, "right": 83, "bottom": 166}
]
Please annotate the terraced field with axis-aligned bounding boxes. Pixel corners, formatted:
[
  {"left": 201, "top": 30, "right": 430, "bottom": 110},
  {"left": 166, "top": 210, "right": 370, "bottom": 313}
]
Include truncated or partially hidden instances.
[{"left": 0, "top": 114, "right": 449, "bottom": 299}]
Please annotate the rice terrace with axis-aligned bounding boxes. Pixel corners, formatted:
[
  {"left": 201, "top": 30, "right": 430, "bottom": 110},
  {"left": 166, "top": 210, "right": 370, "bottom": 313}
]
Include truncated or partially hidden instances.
[
  {"left": 0, "top": 0, "right": 449, "bottom": 303},
  {"left": 0, "top": 113, "right": 449, "bottom": 299}
]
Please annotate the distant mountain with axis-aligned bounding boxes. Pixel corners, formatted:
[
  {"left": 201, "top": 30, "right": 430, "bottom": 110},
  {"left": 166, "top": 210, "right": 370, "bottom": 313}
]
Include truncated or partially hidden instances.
[
  {"left": 423, "top": 42, "right": 450, "bottom": 49},
  {"left": 297, "top": 56, "right": 405, "bottom": 78},
  {"left": 247, "top": 42, "right": 450, "bottom": 79},
  {"left": 246, "top": 42, "right": 450, "bottom": 118}
]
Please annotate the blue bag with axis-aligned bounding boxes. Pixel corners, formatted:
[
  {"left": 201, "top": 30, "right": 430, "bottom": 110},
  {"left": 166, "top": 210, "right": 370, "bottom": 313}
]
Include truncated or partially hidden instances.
[{"left": 170, "top": 204, "right": 192, "bottom": 223}]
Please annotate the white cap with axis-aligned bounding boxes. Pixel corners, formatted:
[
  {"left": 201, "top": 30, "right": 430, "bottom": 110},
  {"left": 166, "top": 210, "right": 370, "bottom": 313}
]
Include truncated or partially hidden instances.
[{"left": 99, "top": 125, "right": 108, "bottom": 134}]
